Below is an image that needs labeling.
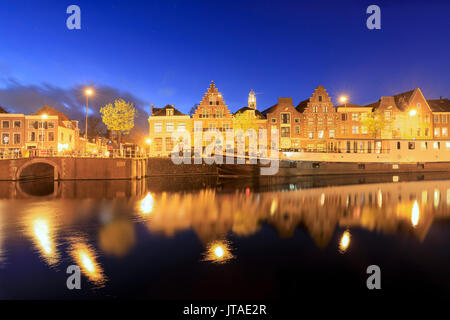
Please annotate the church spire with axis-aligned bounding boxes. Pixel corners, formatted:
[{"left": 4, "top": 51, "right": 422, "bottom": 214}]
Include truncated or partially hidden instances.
[{"left": 248, "top": 89, "right": 256, "bottom": 109}]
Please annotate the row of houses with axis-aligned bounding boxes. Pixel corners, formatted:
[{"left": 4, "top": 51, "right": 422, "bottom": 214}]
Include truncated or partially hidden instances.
[
  {"left": 147, "top": 81, "right": 450, "bottom": 156},
  {"left": 0, "top": 105, "right": 93, "bottom": 156}
]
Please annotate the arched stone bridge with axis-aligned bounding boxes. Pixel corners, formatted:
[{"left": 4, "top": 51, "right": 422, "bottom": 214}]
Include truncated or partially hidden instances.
[{"left": 0, "top": 157, "right": 148, "bottom": 181}]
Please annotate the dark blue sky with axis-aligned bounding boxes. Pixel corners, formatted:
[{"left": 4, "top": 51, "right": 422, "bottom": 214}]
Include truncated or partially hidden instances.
[{"left": 0, "top": 0, "right": 449, "bottom": 122}]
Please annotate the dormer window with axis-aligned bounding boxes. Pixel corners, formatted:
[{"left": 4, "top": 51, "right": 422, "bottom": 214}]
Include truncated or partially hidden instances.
[{"left": 166, "top": 108, "right": 174, "bottom": 116}]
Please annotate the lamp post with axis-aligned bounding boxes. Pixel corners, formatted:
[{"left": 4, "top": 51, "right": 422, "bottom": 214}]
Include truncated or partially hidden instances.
[
  {"left": 41, "top": 114, "right": 48, "bottom": 150},
  {"left": 85, "top": 88, "right": 94, "bottom": 140}
]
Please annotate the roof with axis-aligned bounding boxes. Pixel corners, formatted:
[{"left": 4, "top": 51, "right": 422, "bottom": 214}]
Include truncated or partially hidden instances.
[
  {"left": 295, "top": 99, "right": 309, "bottom": 113},
  {"left": 427, "top": 98, "right": 450, "bottom": 112},
  {"left": 392, "top": 89, "right": 416, "bottom": 111},
  {"left": 261, "top": 103, "right": 278, "bottom": 116},
  {"left": 152, "top": 104, "right": 185, "bottom": 116},
  {"left": 335, "top": 103, "right": 368, "bottom": 108},
  {"left": 233, "top": 106, "right": 266, "bottom": 119},
  {"left": 34, "top": 105, "right": 71, "bottom": 126},
  {"left": 0, "top": 106, "right": 7, "bottom": 113}
]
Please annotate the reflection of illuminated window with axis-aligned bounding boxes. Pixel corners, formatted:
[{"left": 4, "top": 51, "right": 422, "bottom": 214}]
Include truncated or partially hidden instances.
[
  {"left": 433, "top": 142, "right": 440, "bottom": 149},
  {"left": 422, "top": 190, "right": 428, "bottom": 205},
  {"left": 434, "top": 189, "right": 440, "bottom": 208}
]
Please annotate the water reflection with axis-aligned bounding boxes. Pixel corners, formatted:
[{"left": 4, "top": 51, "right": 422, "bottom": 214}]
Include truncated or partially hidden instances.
[
  {"left": 203, "top": 240, "right": 234, "bottom": 264},
  {"left": 22, "top": 204, "right": 60, "bottom": 266},
  {"left": 68, "top": 237, "right": 106, "bottom": 286},
  {"left": 339, "top": 230, "right": 351, "bottom": 253}
]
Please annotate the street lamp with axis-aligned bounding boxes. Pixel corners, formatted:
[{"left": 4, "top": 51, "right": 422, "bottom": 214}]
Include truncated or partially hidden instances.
[
  {"left": 145, "top": 138, "right": 152, "bottom": 156},
  {"left": 85, "top": 88, "right": 94, "bottom": 140},
  {"left": 339, "top": 96, "right": 348, "bottom": 107},
  {"left": 409, "top": 109, "right": 417, "bottom": 117},
  {"left": 41, "top": 114, "right": 48, "bottom": 149}
]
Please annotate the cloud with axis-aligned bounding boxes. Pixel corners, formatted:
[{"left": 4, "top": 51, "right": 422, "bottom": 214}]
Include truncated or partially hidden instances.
[{"left": 0, "top": 79, "right": 150, "bottom": 129}]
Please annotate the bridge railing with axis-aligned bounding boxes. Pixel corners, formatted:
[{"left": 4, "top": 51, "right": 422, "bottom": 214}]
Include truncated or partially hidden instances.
[{"left": 0, "top": 149, "right": 149, "bottom": 160}]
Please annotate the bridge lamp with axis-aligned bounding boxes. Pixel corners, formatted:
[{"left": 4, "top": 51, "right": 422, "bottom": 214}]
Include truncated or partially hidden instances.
[{"left": 41, "top": 114, "right": 48, "bottom": 149}]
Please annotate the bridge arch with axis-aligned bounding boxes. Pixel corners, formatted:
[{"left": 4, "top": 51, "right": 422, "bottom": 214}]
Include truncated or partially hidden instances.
[{"left": 16, "top": 158, "right": 61, "bottom": 181}]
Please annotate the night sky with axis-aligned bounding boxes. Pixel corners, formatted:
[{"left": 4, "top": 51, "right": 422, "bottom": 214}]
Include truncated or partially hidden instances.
[{"left": 0, "top": 0, "right": 449, "bottom": 127}]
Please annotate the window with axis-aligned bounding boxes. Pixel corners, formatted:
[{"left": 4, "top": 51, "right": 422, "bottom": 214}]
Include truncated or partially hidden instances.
[
  {"left": 29, "top": 132, "right": 36, "bottom": 142},
  {"left": 166, "top": 122, "right": 174, "bottom": 132},
  {"left": 209, "top": 101, "right": 213, "bottom": 105},
  {"left": 165, "top": 137, "right": 173, "bottom": 152},
  {"left": 353, "top": 141, "right": 358, "bottom": 153},
  {"left": 397, "top": 142, "right": 401, "bottom": 150},
  {"left": 323, "top": 106, "right": 328, "bottom": 113},
  {"left": 318, "top": 130, "right": 324, "bottom": 139},
  {"left": 194, "top": 122, "right": 202, "bottom": 132},
  {"left": 308, "top": 131, "right": 314, "bottom": 139},
  {"left": 177, "top": 123, "right": 186, "bottom": 132},
  {"left": 329, "top": 129, "right": 335, "bottom": 138},
  {"left": 48, "top": 132, "right": 55, "bottom": 142},
  {"left": 223, "top": 123, "right": 231, "bottom": 130},
  {"left": 384, "top": 111, "right": 391, "bottom": 121},
  {"left": 327, "top": 117, "right": 333, "bottom": 125},
  {"left": 2, "top": 133, "right": 9, "bottom": 144},
  {"left": 208, "top": 123, "right": 217, "bottom": 130},
  {"left": 433, "top": 142, "right": 440, "bottom": 150},
  {"left": 446, "top": 142, "right": 450, "bottom": 149},
  {"left": 421, "top": 142, "right": 428, "bottom": 150},
  {"left": 434, "top": 115, "right": 440, "bottom": 123},
  {"left": 313, "top": 106, "right": 318, "bottom": 113},
  {"left": 442, "top": 115, "right": 448, "bottom": 124},
  {"left": 417, "top": 103, "right": 421, "bottom": 109},
  {"left": 435, "top": 128, "right": 440, "bottom": 137},
  {"left": 69, "top": 135, "right": 72, "bottom": 142},
  {"left": 271, "top": 118, "right": 276, "bottom": 123},
  {"left": 28, "top": 121, "right": 38, "bottom": 129},
  {"left": 48, "top": 121, "right": 55, "bottom": 129},
  {"left": 308, "top": 117, "right": 314, "bottom": 125},
  {"left": 13, "top": 120, "right": 21, "bottom": 128},
  {"left": 281, "top": 113, "right": 290, "bottom": 124},
  {"left": 352, "top": 113, "right": 359, "bottom": 121},
  {"left": 281, "top": 127, "right": 290, "bottom": 137},
  {"left": 341, "top": 126, "right": 347, "bottom": 135},
  {"left": 361, "top": 126, "right": 368, "bottom": 134},
  {"left": 2, "top": 120, "right": 9, "bottom": 129},
  {"left": 361, "top": 113, "right": 368, "bottom": 121},
  {"left": 425, "top": 115, "right": 430, "bottom": 123},
  {"left": 425, "top": 128, "right": 429, "bottom": 136},
  {"left": 341, "top": 114, "right": 347, "bottom": 121},
  {"left": 352, "top": 126, "right": 359, "bottom": 134},
  {"left": 13, "top": 133, "right": 21, "bottom": 145},
  {"left": 295, "top": 126, "right": 300, "bottom": 134},
  {"left": 166, "top": 108, "right": 174, "bottom": 116},
  {"left": 318, "top": 95, "right": 323, "bottom": 102},
  {"left": 155, "top": 138, "right": 162, "bottom": 151},
  {"left": 38, "top": 133, "right": 44, "bottom": 142},
  {"left": 295, "top": 118, "right": 300, "bottom": 123},
  {"left": 443, "top": 128, "right": 448, "bottom": 137},
  {"left": 154, "top": 122, "right": 162, "bottom": 133},
  {"left": 61, "top": 132, "right": 64, "bottom": 141},
  {"left": 417, "top": 128, "right": 421, "bottom": 136},
  {"left": 408, "top": 142, "right": 415, "bottom": 150}
]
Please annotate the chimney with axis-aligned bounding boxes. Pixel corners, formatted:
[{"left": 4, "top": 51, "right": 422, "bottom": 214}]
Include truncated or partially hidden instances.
[{"left": 151, "top": 103, "right": 154, "bottom": 115}]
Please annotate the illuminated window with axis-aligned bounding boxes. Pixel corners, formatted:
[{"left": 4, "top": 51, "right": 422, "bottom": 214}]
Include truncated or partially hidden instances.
[
  {"left": 421, "top": 142, "right": 428, "bottom": 150},
  {"left": 154, "top": 122, "right": 162, "bottom": 133},
  {"left": 166, "top": 108, "right": 174, "bottom": 116},
  {"left": 313, "top": 106, "right": 318, "bottom": 113},
  {"left": 308, "top": 131, "right": 314, "bottom": 139},
  {"left": 352, "top": 113, "right": 359, "bottom": 121},
  {"left": 2, "top": 120, "right": 9, "bottom": 129},
  {"left": 384, "top": 111, "right": 391, "bottom": 121},
  {"left": 165, "top": 137, "right": 173, "bottom": 152},
  {"left": 446, "top": 142, "right": 450, "bottom": 149},
  {"left": 177, "top": 123, "right": 186, "bottom": 132},
  {"left": 434, "top": 115, "right": 440, "bottom": 123},
  {"left": 13, "top": 133, "right": 21, "bottom": 144},
  {"left": 352, "top": 126, "right": 359, "bottom": 134},
  {"left": 442, "top": 115, "right": 448, "bottom": 124},
  {"left": 329, "top": 129, "right": 335, "bottom": 138},
  {"left": 323, "top": 106, "right": 328, "bottom": 113},
  {"left": 318, "top": 130, "right": 324, "bottom": 139},
  {"left": 155, "top": 138, "right": 162, "bottom": 151},
  {"left": 2, "top": 133, "right": 9, "bottom": 144},
  {"left": 434, "top": 128, "right": 440, "bottom": 137},
  {"left": 166, "top": 122, "right": 174, "bottom": 132},
  {"left": 443, "top": 128, "right": 448, "bottom": 136},
  {"left": 361, "top": 126, "right": 368, "bottom": 134},
  {"left": 281, "top": 127, "right": 290, "bottom": 137}
]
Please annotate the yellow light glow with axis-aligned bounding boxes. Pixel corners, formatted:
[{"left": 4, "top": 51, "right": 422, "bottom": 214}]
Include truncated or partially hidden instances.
[
  {"left": 146, "top": 138, "right": 152, "bottom": 145},
  {"left": 27, "top": 216, "right": 59, "bottom": 266},
  {"left": 411, "top": 200, "right": 420, "bottom": 227},
  {"left": 204, "top": 240, "right": 234, "bottom": 264},
  {"left": 270, "top": 199, "right": 277, "bottom": 216},
  {"left": 85, "top": 88, "right": 93, "bottom": 96},
  {"left": 409, "top": 109, "right": 417, "bottom": 117},
  {"left": 42, "top": 114, "right": 48, "bottom": 119},
  {"left": 105, "top": 151, "right": 110, "bottom": 157},
  {"left": 339, "top": 230, "right": 351, "bottom": 253},
  {"left": 57, "top": 143, "right": 69, "bottom": 152},
  {"left": 339, "top": 96, "right": 348, "bottom": 103},
  {"left": 69, "top": 240, "right": 105, "bottom": 284},
  {"left": 377, "top": 189, "right": 383, "bottom": 208},
  {"left": 139, "top": 192, "right": 154, "bottom": 216}
]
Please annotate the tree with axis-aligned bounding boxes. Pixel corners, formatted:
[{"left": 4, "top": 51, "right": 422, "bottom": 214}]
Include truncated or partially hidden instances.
[
  {"left": 361, "top": 109, "right": 391, "bottom": 138},
  {"left": 189, "top": 104, "right": 199, "bottom": 116},
  {"left": 100, "top": 99, "right": 137, "bottom": 145},
  {"left": 87, "top": 117, "right": 105, "bottom": 138},
  {"left": 233, "top": 111, "right": 258, "bottom": 132}
]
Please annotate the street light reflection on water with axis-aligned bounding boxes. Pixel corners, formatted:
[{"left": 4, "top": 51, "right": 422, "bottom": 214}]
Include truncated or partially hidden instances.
[{"left": 0, "top": 176, "right": 450, "bottom": 298}]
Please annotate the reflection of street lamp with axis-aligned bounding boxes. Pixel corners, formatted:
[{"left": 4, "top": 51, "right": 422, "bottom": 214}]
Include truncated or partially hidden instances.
[
  {"left": 41, "top": 114, "right": 48, "bottom": 149},
  {"left": 85, "top": 88, "right": 94, "bottom": 140}
]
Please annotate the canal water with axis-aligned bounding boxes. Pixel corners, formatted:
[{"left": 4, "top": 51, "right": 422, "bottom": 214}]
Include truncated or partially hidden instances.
[{"left": 0, "top": 173, "right": 450, "bottom": 301}]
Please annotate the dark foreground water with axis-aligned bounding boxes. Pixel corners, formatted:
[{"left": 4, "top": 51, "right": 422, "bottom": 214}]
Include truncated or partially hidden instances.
[{"left": 1, "top": 173, "right": 450, "bottom": 301}]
